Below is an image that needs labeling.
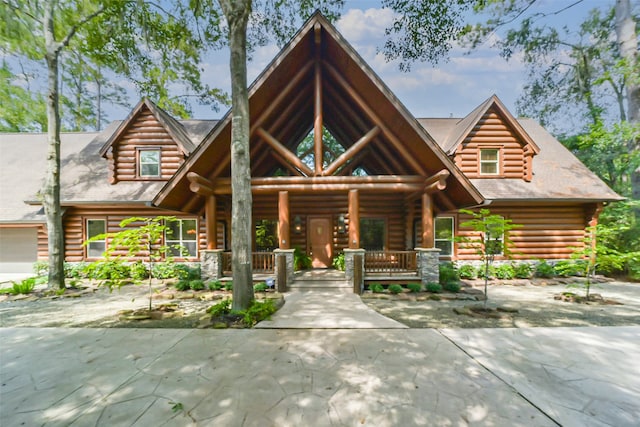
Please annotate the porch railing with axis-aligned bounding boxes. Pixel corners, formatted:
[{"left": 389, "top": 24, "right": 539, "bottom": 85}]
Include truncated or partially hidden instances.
[
  {"left": 364, "top": 251, "right": 418, "bottom": 274},
  {"left": 222, "top": 251, "right": 275, "bottom": 275}
]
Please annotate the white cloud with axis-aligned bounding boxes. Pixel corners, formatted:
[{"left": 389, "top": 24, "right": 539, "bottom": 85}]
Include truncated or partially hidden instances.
[{"left": 336, "top": 7, "right": 394, "bottom": 43}]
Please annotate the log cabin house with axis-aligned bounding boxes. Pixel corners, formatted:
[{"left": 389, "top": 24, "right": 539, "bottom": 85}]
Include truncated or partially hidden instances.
[{"left": 0, "top": 13, "right": 622, "bottom": 285}]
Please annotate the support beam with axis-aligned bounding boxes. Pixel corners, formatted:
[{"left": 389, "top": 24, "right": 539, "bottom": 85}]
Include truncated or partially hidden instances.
[
  {"left": 348, "top": 189, "right": 360, "bottom": 249},
  {"left": 256, "top": 127, "right": 314, "bottom": 176},
  {"left": 314, "top": 25, "right": 323, "bottom": 175},
  {"left": 323, "top": 126, "right": 380, "bottom": 176},
  {"left": 187, "top": 172, "right": 215, "bottom": 196},
  {"left": 205, "top": 195, "right": 217, "bottom": 250},
  {"left": 422, "top": 192, "right": 434, "bottom": 248},
  {"left": 278, "top": 191, "right": 290, "bottom": 249}
]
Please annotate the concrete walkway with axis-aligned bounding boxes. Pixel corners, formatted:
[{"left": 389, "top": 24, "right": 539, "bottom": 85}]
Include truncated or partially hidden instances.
[
  {"left": 256, "top": 291, "right": 408, "bottom": 329},
  {"left": 2, "top": 326, "right": 639, "bottom": 426}
]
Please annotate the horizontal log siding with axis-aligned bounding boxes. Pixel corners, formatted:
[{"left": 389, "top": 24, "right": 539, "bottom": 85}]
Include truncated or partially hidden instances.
[
  {"left": 455, "top": 205, "right": 588, "bottom": 260},
  {"left": 454, "top": 109, "right": 526, "bottom": 180},
  {"left": 61, "top": 206, "right": 209, "bottom": 262},
  {"left": 37, "top": 225, "right": 48, "bottom": 260},
  {"left": 112, "top": 108, "right": 185, "bottom": 182},
  {"left": 358, "top": 193, "right": 406, "bottom": 251}
]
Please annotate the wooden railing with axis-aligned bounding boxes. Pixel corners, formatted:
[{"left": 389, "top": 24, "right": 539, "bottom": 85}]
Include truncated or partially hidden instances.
[
  {"left": 222, "top": 251, "right": 275, "bottom": 274},
  {"left": 364, "top": 251, "right": 417, "bottom": 274}
]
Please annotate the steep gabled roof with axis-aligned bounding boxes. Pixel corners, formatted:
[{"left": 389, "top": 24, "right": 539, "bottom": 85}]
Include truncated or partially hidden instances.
[
  {"left": 154, "top": 12, "right": 483, "bottom": 213},
  {"left": 442, "top": 94, "right": 540, "bottom": 155},
  {"left": 98, "top": 98, "right": 195, "bottom": 158}
]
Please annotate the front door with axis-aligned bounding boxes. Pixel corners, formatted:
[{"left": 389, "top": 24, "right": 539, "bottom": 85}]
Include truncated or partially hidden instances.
[{"left": 309, "top": 217, "right": 333, "bottom": 268}]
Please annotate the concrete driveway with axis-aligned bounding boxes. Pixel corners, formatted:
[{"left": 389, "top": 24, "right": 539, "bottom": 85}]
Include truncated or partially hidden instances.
[{"left": 2, "top": 326, "right": 638, "bottom": 426}]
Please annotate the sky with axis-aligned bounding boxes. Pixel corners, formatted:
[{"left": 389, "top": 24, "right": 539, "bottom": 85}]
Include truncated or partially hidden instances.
[{"left": 112, "top": 0, "right": 614, "bottom": 122}]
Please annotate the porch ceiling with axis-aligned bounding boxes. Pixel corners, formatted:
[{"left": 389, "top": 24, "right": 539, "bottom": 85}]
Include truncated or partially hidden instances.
[{"left": 153, "top": 13, "right": 483, "bottom": 216}]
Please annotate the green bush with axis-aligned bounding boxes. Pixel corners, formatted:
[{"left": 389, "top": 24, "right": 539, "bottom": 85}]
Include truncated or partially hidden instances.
[
  {"left": 207, "top": 299, "right": 231, "bottom": 317},
  {"left": 476, "top": 264, "right": 494, "bottom": 279},
  {"left": 189, "top": 279, "right": 205, "bottom": 291},
  {"left": 175, "top": 280, "right": 191, "bottom": 291},
  {"left": 64, "top": 262, "right": 88, "bottom": 279},
  {"left": 554, "top": 260, "right": 586, "bottom": 277},
  {"left": 33, "top": 260, "right": 48, "bottom": 277},
  {"left": 369, "top": 283, "right": 384, "bottom": 293},
  {"left": 513, "top": 263, "right": 533, "bottom": 279},
  {"left": 2, "top": 278, "right": 37, "bottom": 295},
  {"left": 443, "top": 281, "right": 461, "bottom": 293},
  {"left": 238, "top": 299, "right": 278, "bottom": 326},
  {"left": 388, "top": 284, "right": 403, "bottom": 294},
  {"left": 332, "top": 253, "right": 345, "bottom": 271},
  {"left": 458, "top": 264, "right": 477, "bottom": 279},
  {"left": 152, "top": 262, "right": 180, "bottom": 279},
  {"left": 224, "top": 281, "right": 233, "bottom": 291},
  {"left": 207, "top": 280, "right": 223, "bottom": 291},
  {"left": 254, "top": 282, "right": 269, "bottom": 292},
  {"left": 129, "top": 262, "right": 149, "bottom": 280},
  {"left": 407, "top": 282, "right": 422, "bottom": 293},
  {"left": 534, "top": 260, "right": 556, "bottom": 278},
  {"left": 294, "top": 247, "right": 312, "bottom": 271},
  {"left": 426, "top": 282, "right": 443, "bottom": 293},
  {"left": 439, "top": 262, "right": 460, "bottom": 285},
  {"left": 493, "top": 264, "right": 515, "bottom": 280},
  {"left": 84, "top": 260, "right": 130, "bottom": 282}
]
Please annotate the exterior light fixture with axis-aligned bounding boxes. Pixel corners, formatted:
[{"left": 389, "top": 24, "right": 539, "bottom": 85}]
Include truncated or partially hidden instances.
[
  {"left": 293, "top": 215, "right": 302, "bottom": 234},
  {"left": 337, "top": 214, "right": 346, "bottom": 234}
]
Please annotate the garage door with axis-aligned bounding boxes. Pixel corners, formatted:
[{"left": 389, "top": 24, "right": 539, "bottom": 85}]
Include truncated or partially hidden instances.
[{"left": 0, "top": 227, "right": 38, "bottom": 273}]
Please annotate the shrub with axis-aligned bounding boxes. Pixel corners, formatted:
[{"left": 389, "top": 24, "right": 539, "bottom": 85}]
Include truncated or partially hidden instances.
[
  {"left": 152, "top": 261, "right": 180, "bottom": 279},
  {"left": 224, "top": 281, "right": 233, "bottom": 291},
  {"left": 238, "top": 299, "right": 278, "bottom": 326},
  {"left": 513, "top": 263, "right": 533, "bottom": 279},
  {"left": 493, "top": 264, "right": 515, "bottom": 280},
  {"left": 554, "top": 260, "right": 586, "bottom": 277},
  {"left": 3, "top": 278, "right": 37, "bottom": 295},
  {"left": 207, "top": 299, "right": 231, "bottom": 317},
  {"left": 332, "top": 253, "right": 345, "bottom": 271},
  {"left": 458, "top": 264, "right": 477, "bottom": 279},
  {"left": 426, "top": 282, "right": 442, "bottom": 293},
  {"left": 443, "top": 281, "right": 461, "bottom": 293},
  {"left": 84, "top": 260, "right": 130, "bottom": 282},
  {"left": 388, "top": 284, "right": 403, "bottom": 294},
  {"left": 294, "top": 247, "right": 312, "bottom": 271},
  {"left": 534, "top": 260, "right": 556, "bottom": 278},
  {"left": 175, "top": 280, "right": 191, "bottom": 291},
  {"left": 129, "top": 262, "right": 149, "bottom": 280},
  {"left": 369, "top": 283, "right": 384, "bottom": 293},
  {"left": 64, "top": 262, "right": 88, "bottom": 279},
  {"left": 439, "top": 262, "right": 459, "bottom": 285},
  {"left": 407, "top": 282, "right": 422, "bottom": 293},
  {"left": 33, "top": 260, "right": 48, "bottom": 277},
  {"left": 476, "top": 264, "right": 494, "bottom": 279},
  {"left": 254, "top": 282, "right": 269, "bottom": 292},
  {"left": 189, "top": 279, "right": 205, "bottom": 291},
  {"left": 207, "top": 280, "right": 223, "bottom": 291}
]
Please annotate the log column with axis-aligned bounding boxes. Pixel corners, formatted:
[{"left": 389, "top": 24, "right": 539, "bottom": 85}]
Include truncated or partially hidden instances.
[
  {"left": 278, "top": 191, "right": 290, "bottom": 249},
  {"left": 205, "top": 195, "right": 217, "bottom": 250},
  {"left": 422, "top": 192, "right": 434, "bottom": 248},
  {"left": 348, "top": 189, "right": 360, "bottom": 248}
]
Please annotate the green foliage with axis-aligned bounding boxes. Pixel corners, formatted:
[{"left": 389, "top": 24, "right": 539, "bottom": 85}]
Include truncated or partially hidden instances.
[
  {"left": 457, "top": 264, "right": 477, "bottom": 279},
  {"left": 443, "top": 281, "right": 461, "bottom": 293},
  {"left": 207, "top": 280, "right": 223, "bottom": 291},
  {"left": 189, "top": 279, "right": 205, "bottom": 291},
  {"left": 388, "top": 284, "right": 403, "bottom": 294},
  {"left": 64, "top": 262, "right": 88, "bottom": 279},
  {"left": 407, "top": 282, "right": 422, "bottom": 293},
  {"left": 534, "top": 260, "right": 556, "bottom": 278},
  {"left": 129, "top": 262, "right": 149, "bottom": 280},
  {"left": 294, "top": 247, "right": 312, "bottom": 271},
  {"left": 175, "top": 280, "right": 191, "bottom": 291},
  {"left": 332, "top": 253, "right": 345, "bottom": 271},
  {"left": 439, "top": 262, "right": 460, "bottom": 285},
  {"left": 254, "top": 282, "right": 269, "bottom": 292},
  {"left": 33, "top": 261, "right": 49, "bottom": 277},
  {"left": 207, "top": 299, "right": 231, "bottom": 317},
  {"left": 369, "top": 283, "right": 384, "bottom": 293},
  {"left": 224, "top": 282, "right": 233, "bottom": 291},
  {"left": 426, "top": 282, "right": 443, "bottom": 293},
  {"left": 493, "top": 264, "right": 515, "bottom": 280},
  {"left": 237, "top": 299, "right": 278, "bottom": 326},
  {"left": 1, "top": 278, "right": 37, "bottom": 295},
  {"left": 83, "top": 259, "right": 131, "bottom": 286},
  {"left": 554, "top": 260, "right": 586, "bottom": 277},
  {"left": 513, "top": 263, "right": 533, "bottom": 279}
]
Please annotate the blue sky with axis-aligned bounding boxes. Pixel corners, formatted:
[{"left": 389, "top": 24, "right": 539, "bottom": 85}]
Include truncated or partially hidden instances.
[{"left": 115, "top": 0, "right": 612, "bottom": 122}]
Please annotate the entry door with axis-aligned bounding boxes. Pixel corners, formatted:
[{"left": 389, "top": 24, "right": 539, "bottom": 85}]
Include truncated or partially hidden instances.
[{"left": 309, "top": 217, "right": 333, "bottom": 268}]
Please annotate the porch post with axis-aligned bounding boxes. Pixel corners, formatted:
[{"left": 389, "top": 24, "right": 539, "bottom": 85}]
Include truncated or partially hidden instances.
[
  {"left": 274, "top": 248, "right": 295, "bottom": 291},
  {"left": 314, "top": 22, "right": 323, "bottom": 175},
  {"left": 278, "top": 191, "right": 290, "bottom": 249},
  {"left": 421, "top": 192, "right": 434, "bottom": 248},
  {"left": 348, "top": 189, "right": 360, "bottom": 248},
  {"left": 344, "top": 248, "right": 365, "bottom": 293},
  {"left": 205, "top": 195, "right": 217, "bottom": 250}
]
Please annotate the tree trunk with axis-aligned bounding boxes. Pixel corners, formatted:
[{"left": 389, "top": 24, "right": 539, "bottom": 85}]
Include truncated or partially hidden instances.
[
  {"left": 43, "top": 3, "right": 65, "bottom": 289},
  {"left": 615, "top": 0, "right": 640, "bottom": 201},
  {"left": 219, "top": 0, "right": 254, "bottom": 310}
]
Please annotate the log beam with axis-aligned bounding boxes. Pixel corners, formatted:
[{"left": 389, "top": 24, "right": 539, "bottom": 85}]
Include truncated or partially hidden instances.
[
  {"left": 187, "top": 171, "right": 215, "bottom": 196},
  {"left": 256, "top": 127, "right": 314, "bottom": 176},
  {"left": 314, "top": 23, "right": 323, "bottom": 175},
  {"left": 323, "top": 126, "right": 380, "bottom": 176}
]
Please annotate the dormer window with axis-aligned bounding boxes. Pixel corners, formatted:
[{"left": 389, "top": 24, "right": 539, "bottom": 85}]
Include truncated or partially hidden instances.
[
  {"left": 479, "top": 149, "right": 499, "bottom": 175},
  {"left": 138, "top": 149, "right": 161, "bottom": 178}
]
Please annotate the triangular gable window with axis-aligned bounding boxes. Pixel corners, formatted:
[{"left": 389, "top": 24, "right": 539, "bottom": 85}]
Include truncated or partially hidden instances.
[{"left": 296, "top": 126, "right": 346, "bottom": 171}]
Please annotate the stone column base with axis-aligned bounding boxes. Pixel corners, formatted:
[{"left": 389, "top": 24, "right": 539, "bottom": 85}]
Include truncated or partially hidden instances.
[
  {"left": 344, "top": 248, "right": 365, "bottom": 293},
  {"left": 274, "top": 249, "right": 295, "bottom": 290},
  {"left": 201, "top": 249, "right": 224, "bottom": 281},
  {"left": 415, "top": 248, "right": 441, "bottom": 288}
]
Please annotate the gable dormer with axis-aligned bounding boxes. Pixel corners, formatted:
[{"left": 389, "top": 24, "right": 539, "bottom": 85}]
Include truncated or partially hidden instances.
[
  {"left": 99, "top": 99, "right": 195, "bottom": 184},
  {"left": 447, "top": 95, "right": 539, "bottom": 182}
]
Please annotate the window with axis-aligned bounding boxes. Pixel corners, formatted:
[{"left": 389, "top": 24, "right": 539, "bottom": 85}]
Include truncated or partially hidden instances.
[
  {"left": 139, "top": 149, "right": 161, "bottom": 177},
  {"left": 360, "top": 218, "right": 385, "bottom": 250},
  {"left": 166, "top": 219, "right": 198, "bottom": 257},
  {"left": 480, "top": 149, "right": 499, "bottom": 175},
  {"left": 434, "top": 217, "right": 454, "bottom": 257},
  {"left": 255, "top": 219, "right": 278, "bottom": 252},
  {"left": 86, "top": 219, "right": 106, "bottom": 258}
]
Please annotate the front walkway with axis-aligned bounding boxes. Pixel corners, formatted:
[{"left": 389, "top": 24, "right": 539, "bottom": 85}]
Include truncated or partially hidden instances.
[{"left": 2, "top": 327, "right": 638, "bottom": 426}]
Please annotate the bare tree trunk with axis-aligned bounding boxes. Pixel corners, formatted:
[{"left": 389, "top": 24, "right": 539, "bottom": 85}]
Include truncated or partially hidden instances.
[
  {"left": 615, "top": 0, "right": 640, "bottom": 200},
  {"left": 219, "top": 0, "right": 254, "bottom": 310},
  {"left": 43, "top": 3, "right": 65, "bottom": 289}
]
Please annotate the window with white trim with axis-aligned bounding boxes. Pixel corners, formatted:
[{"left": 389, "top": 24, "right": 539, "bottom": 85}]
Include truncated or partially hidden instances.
[
  {"left": 138, "top": 149, "right": 161, "bottom": 177},
  {"left": 434, "top": 217, "right": 454, "bottom": 257},
  {"left": 86, "top": 219, "right": 106, "bottom": 258},
  {"left": 479, "top": 149, "right": 499, "bottom": 175},
  {"left": 166, "top": 219, "right": 198, "bottom": 257}
]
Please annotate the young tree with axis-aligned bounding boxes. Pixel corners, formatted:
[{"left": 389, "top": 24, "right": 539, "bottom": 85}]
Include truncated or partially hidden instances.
[{"left": 458, "top": 209, "right": 521, "bottom": 307}]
